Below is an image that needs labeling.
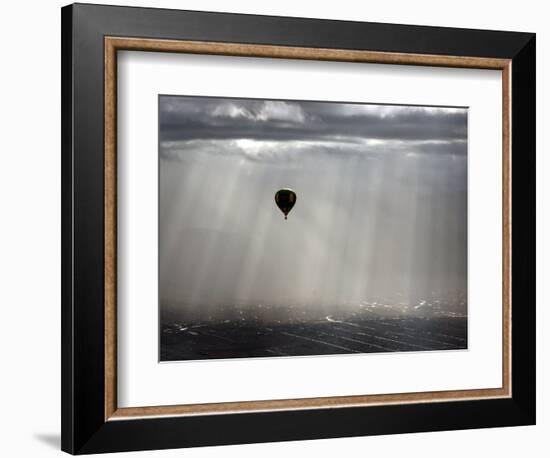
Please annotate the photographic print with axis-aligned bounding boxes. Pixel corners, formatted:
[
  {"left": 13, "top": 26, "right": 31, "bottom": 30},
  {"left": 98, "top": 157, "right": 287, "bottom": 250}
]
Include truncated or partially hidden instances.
[{"left": 159, "top": 95, "right": 468, "bottom": 362}]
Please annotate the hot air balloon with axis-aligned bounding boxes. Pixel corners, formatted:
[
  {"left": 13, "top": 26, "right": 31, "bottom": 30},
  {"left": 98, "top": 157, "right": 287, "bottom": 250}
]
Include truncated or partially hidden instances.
[{"left": 274, "top": 188, "right": 296, "bottom": 220}]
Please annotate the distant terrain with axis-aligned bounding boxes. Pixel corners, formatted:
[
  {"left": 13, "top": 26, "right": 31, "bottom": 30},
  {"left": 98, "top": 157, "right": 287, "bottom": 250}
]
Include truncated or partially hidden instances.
[{"left": 160, "top": 301, "right": 467, "bottom": 361}]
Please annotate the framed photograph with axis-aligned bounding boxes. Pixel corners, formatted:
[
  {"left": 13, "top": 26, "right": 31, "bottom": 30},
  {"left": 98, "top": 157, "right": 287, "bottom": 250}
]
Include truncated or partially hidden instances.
[{"left": 61, "top": 3, "right": 536, "bottom": 454}]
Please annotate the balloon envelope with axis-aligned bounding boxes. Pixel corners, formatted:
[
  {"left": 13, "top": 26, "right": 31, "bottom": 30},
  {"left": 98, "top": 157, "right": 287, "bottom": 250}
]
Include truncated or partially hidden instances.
[{"left": 274, "top": 188, "right": 296, "bottom": 220}]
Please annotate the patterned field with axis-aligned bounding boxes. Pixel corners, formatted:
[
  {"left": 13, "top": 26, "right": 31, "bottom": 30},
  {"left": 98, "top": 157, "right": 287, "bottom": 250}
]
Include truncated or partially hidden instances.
[{"left": 160, "top": 316, "right": 467, "bottom": 361}]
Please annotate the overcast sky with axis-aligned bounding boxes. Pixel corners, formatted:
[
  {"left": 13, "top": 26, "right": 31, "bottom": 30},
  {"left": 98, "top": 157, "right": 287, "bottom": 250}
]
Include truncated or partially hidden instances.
[{"left": 159, "top": 95, "right": 467, "bottom": 318}]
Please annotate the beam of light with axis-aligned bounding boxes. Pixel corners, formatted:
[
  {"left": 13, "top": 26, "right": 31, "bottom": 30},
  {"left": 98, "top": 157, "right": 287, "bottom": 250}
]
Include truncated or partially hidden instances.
[
  {"left": 179, "top": 157, "right": 250, "bottom": 317},
  {"left": 290, "top": 155, "right": 353, "bottom": 313},
  {"left": 351, "top": 154, "right": 392, "bottom": 303},
  {"left": 159, "top": 154, "right": 212, "bottom": 303},
  {"left": 231, "top": 163, "right": 290, "bottom": 309}
]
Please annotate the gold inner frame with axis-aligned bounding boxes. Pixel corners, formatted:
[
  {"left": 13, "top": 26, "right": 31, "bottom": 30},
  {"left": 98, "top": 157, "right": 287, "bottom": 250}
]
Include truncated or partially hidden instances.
[{"left": 104, "top": 36, "right": 512, "bottom": 421}]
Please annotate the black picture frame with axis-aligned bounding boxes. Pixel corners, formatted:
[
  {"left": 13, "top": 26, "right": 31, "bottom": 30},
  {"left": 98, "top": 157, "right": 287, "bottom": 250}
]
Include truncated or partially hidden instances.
[{"left": 61, "top": 3, "right": 535, "bottom": 454}]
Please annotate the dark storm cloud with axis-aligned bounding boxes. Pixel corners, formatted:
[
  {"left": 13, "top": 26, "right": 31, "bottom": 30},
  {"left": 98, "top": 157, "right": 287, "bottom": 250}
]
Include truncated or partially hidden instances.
[{"left": 159, "top": 96, "right": 467, "bottom": 145}]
